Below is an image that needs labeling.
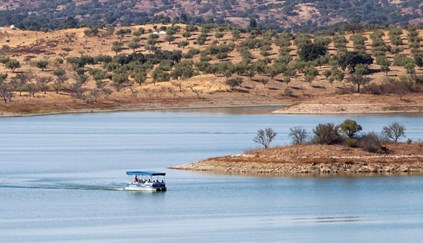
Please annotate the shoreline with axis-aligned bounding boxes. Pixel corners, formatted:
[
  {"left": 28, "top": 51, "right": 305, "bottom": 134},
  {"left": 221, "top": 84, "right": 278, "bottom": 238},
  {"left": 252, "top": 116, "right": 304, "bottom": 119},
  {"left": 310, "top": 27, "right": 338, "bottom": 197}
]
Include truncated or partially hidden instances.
[
  {"left": 0, "top": 102, "right": 291, "bottom": 118},
  {"left": 171, "top": 144, "right": 423, "bottom": 177},
  {"left": 1, "top": 94, "right": 423, "bottom": 118}
]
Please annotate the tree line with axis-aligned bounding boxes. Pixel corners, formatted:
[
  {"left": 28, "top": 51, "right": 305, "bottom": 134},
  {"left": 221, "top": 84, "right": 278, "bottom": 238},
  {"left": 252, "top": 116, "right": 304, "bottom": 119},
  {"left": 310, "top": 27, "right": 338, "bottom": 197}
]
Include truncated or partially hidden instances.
[
  {"left": 254, "top": 120, "right": 408, "bottom": 154},
  {"left": 0, "top": 24, "right": 421, "bottom": 104}
]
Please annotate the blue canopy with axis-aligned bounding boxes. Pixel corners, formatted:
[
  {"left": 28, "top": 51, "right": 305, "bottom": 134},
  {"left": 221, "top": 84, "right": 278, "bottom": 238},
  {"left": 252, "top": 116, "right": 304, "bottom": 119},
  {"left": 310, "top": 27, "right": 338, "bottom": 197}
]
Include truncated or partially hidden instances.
[{"left": 126, "top": 171, "right": 166, "bottom": 176}]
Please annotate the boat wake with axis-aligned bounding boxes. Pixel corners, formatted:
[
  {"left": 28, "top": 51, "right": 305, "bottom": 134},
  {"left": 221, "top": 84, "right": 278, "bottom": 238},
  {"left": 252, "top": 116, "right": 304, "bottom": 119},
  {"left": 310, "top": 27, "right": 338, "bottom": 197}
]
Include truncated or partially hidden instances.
[{"left": 0, "top": 178, "right": 124, "bottom": 191}]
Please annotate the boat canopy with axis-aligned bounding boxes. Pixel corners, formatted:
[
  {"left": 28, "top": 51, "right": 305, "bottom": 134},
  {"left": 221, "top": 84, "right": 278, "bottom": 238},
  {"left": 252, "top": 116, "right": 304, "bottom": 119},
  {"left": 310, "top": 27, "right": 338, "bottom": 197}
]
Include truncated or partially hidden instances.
[{"left": 126, "top": 171, "right": 166, "bottom": 176}]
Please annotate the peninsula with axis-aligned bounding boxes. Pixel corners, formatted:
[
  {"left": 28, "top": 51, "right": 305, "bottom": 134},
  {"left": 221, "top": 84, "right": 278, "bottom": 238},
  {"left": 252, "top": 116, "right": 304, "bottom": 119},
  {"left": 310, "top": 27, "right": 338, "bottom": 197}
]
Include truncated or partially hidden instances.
[
  {"left": 172, "top": 121, "right": 423, "bottom": 176},
  {"left": 172, "top": 143, "right": 423, "bottom": 176}
]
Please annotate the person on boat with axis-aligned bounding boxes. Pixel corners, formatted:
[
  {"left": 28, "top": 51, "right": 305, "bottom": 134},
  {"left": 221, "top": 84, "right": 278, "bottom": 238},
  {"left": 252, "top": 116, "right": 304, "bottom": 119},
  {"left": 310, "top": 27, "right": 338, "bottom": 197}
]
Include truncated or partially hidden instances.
[{"left": 134, "top": 175, "right": 139, "bottom": 183}]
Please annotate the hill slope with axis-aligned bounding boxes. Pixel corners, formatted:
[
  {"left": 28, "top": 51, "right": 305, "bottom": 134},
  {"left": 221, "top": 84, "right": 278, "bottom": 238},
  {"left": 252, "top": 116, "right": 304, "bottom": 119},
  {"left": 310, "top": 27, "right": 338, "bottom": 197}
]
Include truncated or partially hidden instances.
[
  {"left": 0, "top": 0, "right": 422, "bottom": 31},
  {"left": 0, "top": 24, "right": 422, "bottom": 115}
]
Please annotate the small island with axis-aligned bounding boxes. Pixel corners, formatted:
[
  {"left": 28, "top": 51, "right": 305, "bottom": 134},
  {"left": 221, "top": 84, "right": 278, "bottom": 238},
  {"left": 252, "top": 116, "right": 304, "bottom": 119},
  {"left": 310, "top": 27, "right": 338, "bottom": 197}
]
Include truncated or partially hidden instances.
[{"left": 172, "top": 121, "right": 423, "bottom": 176}]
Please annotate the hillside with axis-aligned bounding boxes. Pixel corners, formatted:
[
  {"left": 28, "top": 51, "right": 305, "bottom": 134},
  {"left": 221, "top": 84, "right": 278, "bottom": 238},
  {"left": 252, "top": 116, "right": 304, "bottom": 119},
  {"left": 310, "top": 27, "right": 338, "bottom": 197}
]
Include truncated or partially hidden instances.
[
  {"left": 0, "top": 1, "right": 422, "bottom": 31},
  {"left": 0, "top": 24, "right": 422, "bottom": 115}
]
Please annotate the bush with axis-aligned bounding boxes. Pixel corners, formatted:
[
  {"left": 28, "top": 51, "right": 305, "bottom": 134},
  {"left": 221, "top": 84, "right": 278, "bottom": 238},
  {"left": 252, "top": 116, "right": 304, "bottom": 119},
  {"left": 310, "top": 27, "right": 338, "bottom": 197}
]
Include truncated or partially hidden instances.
[
  {"left": 359, "top": 132, "right": 385, "bottom": 153},
  {"left": 312, "top": 123, "right": 342, "bottom": 145}
]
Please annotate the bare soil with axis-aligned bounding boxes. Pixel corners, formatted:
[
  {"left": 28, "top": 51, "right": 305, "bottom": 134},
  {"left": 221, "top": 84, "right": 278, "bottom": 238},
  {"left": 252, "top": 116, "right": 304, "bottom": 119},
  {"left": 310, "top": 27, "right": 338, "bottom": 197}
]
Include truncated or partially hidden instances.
[{"left": 172, "top": 143, "right": 423, "bottom": 176}]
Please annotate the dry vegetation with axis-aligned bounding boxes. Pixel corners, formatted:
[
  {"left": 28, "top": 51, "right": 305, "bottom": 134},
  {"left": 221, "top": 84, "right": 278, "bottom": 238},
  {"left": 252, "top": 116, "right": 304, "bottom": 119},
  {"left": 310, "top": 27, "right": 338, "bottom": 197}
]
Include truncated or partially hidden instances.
[
  {"left": 172, "top": 143, "right": 423, "bottom": 176},
  {"left": 0, "top": 24, "right": 422, "bottom": 115}
]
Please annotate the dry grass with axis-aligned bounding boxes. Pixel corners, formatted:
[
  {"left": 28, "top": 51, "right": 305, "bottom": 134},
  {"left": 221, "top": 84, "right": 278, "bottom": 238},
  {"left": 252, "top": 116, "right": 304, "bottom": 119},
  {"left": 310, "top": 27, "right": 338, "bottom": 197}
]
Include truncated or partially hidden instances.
[{"left": 0, "top": 25, "right": 422, "bottom": 115}]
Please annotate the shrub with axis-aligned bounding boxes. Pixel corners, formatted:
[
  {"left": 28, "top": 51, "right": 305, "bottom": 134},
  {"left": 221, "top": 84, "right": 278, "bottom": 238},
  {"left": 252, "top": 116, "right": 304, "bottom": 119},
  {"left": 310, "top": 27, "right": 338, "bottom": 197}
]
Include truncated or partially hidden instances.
[
  {"left": 312, "top": 123, "right": 342, "bottom": 145},
  {"left": 359, "top": 132, "right": 385, "bottom": 153}
]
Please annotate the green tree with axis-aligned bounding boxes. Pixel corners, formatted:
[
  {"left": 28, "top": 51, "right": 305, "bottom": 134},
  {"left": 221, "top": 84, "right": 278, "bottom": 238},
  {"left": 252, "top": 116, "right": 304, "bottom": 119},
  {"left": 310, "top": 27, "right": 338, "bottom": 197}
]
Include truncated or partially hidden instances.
[
  {"left": 178, "top": 41, "right": 189, "bottom": 49},
  {"left": 128, "top": 40, "right": 140, "bottom": 53},
  {"left": 376, "top": 56, "right": 391, "bottom": 75},
  {"left": 304, "top": 66, "right": 319, "bottom": 84},
  {"left": 171, "top": 61, "right": 194, "bottom": 80},
  {"left": 0, "top": 72, "right": 8, "bottom": 84},
  {"left": 226, "top": 77, "right": 243, "bottom": 90},
  {"left": 404, "top": 62, "right": 416, "bottom": 76},
  {"left": 112, "top": 72, "right": 129, "bottom": 86},
  {"left": 338, "top": 51, "right": 373, "bottom": 73},
  {"left": 268, "top": 62, "right": 287, "bottom": 79},
  {"left": 166, "top": 34, "right": 175, "bottom": 44},
  {"left": 111, "top": 41, "right": 123, "bottom": 55},
  {"left": 249, "top": 18, "right": 257, "bottom": 29},
  {"left": 34, "top": 60, "right": 49, "bottom": 71},
  {"left": 339, "top": 119, "right": 362, "bottom": 138},
  {"left": 5, "top": 59, "right": 21, "bottom": 72},
  {"left": 53, "top": 68, "right": 66, "bottom": 77},
  {"left": 132, "top": 71, "right": 147, "bottom": 85},
  {"left": 298, "top": 43, "right": 327, "bottom": 62},
  {"left": 347, "top": 73, "right": 371, "bottom": 93},
  {"left": 215, "top": 32, "right": 224, "bottom": 40}
]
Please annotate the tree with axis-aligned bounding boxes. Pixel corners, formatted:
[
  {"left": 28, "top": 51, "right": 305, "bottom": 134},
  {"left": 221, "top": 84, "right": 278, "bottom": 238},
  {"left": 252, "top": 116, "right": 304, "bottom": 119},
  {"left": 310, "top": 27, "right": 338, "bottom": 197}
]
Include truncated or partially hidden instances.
[
  {"left": 53, "top": 68, "right": 66, "bottom": 77},
  {"left": 215, "top": 32, "right": 224, "bottom": 40},
  {"left": 376, "top": 56, "right": 391, "bottom": 76},
  {"left": 312, "top": 123, "right": 341, "bottom": 145},
  {"left": 178, "top": 41, "right": 189, "bottom": 48},
  {"left": 304, "top": 66, "right": 319, "bottom": 84},
  {"left": 404, "top": 62, "right": 416, "bottom": 76},
  {"left": 289, "top": 127, "right": 308, "bottom": 144},
  {"left": 34, "top": 60, "right": 49, "bottom": 71},
  {"left": 347, "top": 73, "right": 371, "bottom": 93},
  {"left": 253, "top": 128, "right": 277, "bottom": 149},
  {"left": 133, "top": 71, "right": 147, "bottom": 85},
  {"left": 171, "top": 61, "right": 194, "bottom": 80},
  {"left": 226, "top": 77, "right": 243, "bottom": 90},
  {"left": 0, "top": 72, "right": 7, "bottom": 85},
  {"left": 249, "top": 18, "right": 257, "bottom": 29},
  {"left": 111, "top": 41, "right": 123, "bottom": 55},
  {"left": 166, "top": 34, "right": 175, "bottom": 44},
  {"left": 338, "top": 51, "right": 373, "bottom": 73},
  {"left": 298, "top": 43, "right": 327, "bottom": 62},
  {"left": 339, "top": 119, "right": 362, "bottom": 138},
  {"left": 268, "top": 62, "right": 287, "bottom": 79},
  {"left": 382, "top": 122, "right": 406, "bottom": 142},
  {"left": 128, "top": 40, "right": 140, "bottom": 53},
  {"left": 5, "top": 59, "right": 21, "bottom": 72}
]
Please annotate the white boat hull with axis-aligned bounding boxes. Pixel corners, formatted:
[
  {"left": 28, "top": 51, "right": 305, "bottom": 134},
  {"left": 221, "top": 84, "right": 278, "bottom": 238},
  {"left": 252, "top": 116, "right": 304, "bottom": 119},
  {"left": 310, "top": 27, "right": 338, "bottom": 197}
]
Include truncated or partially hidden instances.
[{"left": 124, "top": 182, "right": 166, "bottom": 192}]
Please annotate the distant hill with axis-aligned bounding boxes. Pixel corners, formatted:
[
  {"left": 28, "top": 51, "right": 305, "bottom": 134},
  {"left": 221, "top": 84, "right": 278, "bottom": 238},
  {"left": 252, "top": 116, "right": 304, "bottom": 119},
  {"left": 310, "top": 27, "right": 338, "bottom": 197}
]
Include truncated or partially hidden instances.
[{"left": 0, "top": 0, "right": 422, "bottom": 31}]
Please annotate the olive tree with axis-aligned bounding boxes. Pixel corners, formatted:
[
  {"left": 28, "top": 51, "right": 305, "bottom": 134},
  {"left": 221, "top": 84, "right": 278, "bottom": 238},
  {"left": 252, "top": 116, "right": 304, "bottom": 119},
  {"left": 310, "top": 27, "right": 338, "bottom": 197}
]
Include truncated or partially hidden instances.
[
  {"left": 339, "top": 119, "right": 362, "bottom": 138},
  {"left": 253, "top": 128, "right": 277, "bottom": 149},
  {"left": 5, "top": 59, "right": 21, "bottom": 73}
]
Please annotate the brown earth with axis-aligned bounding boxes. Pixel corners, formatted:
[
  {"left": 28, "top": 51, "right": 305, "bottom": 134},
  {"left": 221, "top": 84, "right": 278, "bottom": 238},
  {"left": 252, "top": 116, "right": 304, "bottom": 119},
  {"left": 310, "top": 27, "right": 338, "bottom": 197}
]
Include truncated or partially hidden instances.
[
  {"left": 171, "top": 143, "right": 423, "bottom": 176},
  {"left": 0, "top": 25, "right": 422, "bottom": 116}
]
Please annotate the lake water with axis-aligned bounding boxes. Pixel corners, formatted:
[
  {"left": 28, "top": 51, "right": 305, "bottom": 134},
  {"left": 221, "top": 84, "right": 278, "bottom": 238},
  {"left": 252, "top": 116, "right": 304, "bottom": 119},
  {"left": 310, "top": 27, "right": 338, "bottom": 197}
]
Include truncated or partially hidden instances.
[{"left": 0, "top": 110, "right": 422, "bottom": 242}]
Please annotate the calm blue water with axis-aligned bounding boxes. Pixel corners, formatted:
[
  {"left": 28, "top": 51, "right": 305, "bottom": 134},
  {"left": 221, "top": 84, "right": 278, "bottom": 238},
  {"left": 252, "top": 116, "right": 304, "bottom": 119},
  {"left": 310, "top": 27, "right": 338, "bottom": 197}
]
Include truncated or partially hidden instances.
[{"left": 0, "top": 110, "right": 422, "bottom": 242}]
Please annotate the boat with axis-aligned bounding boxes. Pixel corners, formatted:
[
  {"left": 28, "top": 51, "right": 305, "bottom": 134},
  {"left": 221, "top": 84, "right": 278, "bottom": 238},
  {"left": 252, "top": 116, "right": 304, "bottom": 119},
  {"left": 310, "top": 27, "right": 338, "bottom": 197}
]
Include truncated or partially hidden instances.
[{"left": 124, "top": 171, "right": 167, "bottom": 192}]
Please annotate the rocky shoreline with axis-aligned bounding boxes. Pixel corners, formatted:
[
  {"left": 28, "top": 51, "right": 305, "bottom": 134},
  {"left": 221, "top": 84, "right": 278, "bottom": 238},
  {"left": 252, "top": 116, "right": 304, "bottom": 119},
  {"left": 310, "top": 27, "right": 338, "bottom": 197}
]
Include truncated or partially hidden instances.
[{"left": 171, "top": 144, "right": 423, "bottom": 176}]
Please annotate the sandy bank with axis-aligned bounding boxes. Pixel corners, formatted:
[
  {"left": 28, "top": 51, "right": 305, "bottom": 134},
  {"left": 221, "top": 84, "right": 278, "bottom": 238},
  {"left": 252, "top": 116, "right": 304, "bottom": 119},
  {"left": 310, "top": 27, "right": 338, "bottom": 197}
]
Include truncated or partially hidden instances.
[{"left": 273, "top": 94, "right": 423, "bottom": 114}]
